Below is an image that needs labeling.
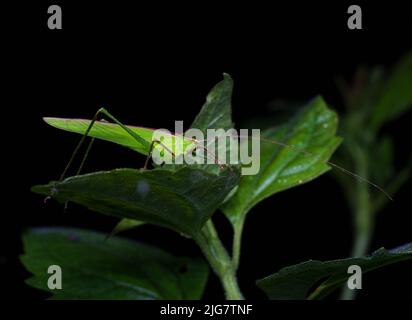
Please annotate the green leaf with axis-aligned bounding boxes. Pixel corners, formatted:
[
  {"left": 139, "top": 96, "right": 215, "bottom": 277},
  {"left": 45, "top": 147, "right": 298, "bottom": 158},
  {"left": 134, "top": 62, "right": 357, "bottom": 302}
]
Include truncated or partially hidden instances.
[
  {"left": 371, "top": 51, "right": 412, "bottom": 129},
  {"left": 222, "top": 96, "right": 342, "bottom": 226},
  {"left": 21, "top": 227, "right": 209, "bottom": 299},
  {"left": 31, "top": 167, "right": 239, "bottom": 237},
  {"left": 43, "top": 118, "right": 195, "bottom": 160},
  {"left": 190, "top": 73, "right": 234, "bottom": 132},
  {"left": 256, "top": 243, "right": 412, "bottom": 300}
]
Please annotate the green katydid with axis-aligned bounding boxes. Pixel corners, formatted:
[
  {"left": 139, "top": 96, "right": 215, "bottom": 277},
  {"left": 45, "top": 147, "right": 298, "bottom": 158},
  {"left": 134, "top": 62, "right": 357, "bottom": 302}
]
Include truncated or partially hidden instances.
[
  {"left": 46, "top": 108, "right": 195, "bottom": 180},
  {"left": 43, "top": 107, "right": 236, "bottom": 235},
  {"left": 41, "top": 102, "right": 393, "bottom": 239}
]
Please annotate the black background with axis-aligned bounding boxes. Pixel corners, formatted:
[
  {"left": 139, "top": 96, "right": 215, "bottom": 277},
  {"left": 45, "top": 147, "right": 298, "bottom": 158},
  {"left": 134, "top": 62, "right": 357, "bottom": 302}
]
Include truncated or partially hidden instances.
[{"left": 2, "top": 1, "right": 412, "bottom": 300}]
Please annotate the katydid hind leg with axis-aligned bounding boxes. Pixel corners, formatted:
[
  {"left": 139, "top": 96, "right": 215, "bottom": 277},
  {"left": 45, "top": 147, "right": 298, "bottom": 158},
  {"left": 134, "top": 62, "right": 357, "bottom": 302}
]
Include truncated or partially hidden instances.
[
  {"left": 58, "top": 107, "right": 152, "bottom": 181},
  {"left": 58, "top": 108, "right": 103, "bottom": 181},
  {"left": 51, "top": 108, "right": 153, "bottom": 210}
]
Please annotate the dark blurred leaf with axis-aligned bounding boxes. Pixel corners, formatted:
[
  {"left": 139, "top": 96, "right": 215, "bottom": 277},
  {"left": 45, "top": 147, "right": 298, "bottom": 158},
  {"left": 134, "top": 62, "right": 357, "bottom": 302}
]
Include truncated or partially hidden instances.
[
  {"left": 372, "top": 158, "right": 412, "bottom": 214},
  {"left": 338, "top": 66, "right": 385, "bottom": 114},
  {"left": 32, "top": 167, "right": 239, "bottom": 237},
  {"left": 21, "top": 227, "right": 209, "bottom": 299},
  {"left": 371, "top": 52, "right": 412, "bottom": 129},
  {"left": 222, "top": 96, "right": 342, "bottom": 227},
  {"left": 257, "top": 243, "right": 412, "bottom": 300},
  {"left": 369, "top": 136, "right": 394, "bottom": 185}
]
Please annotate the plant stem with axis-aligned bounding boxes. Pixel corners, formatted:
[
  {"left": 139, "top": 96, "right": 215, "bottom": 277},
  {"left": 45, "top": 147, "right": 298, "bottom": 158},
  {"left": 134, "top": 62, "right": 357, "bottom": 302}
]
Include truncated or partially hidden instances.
[
  {"left": 194, "top": 220, "right": 244, "bottom": 300},
  {"left": 232, "top": 218, "right": 245, "bottom": 271},
  {"left": 340, "top": 150, "right": 372, "bottom": 300}
]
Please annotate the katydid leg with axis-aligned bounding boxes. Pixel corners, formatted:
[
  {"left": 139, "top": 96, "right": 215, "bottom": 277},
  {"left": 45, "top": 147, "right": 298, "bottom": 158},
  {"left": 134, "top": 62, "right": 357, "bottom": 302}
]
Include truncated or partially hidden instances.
[{"left": 58, "top": 107, "right": 151, "bottom": 181}]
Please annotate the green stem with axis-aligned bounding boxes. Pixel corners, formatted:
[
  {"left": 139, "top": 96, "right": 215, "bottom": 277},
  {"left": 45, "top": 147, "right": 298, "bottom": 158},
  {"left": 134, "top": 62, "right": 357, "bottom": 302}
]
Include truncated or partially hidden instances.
[
  {"left": 232, "top": 218, "right": 245, "bottom": 271},
  {"left": 194, "top": 220, "right": 244, "bottom": 300},
  {"left": 340, "top": 149, "right": 372, "bottom": 300}
]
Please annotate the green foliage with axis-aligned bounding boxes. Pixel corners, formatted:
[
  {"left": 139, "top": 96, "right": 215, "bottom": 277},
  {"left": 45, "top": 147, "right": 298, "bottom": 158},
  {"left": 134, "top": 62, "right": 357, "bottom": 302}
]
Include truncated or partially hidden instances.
[
  {"left": 338, "top": 51, "right": 412, "bottom": 190},
  {"left": 25, "top": 70, "right": 411, "bottom": 300},
  {"left": 332, "top": 51, "right": 412, "bottom": 299},
  {"left": 31, "top": 167, "right": 239, "bottom": 237},
  {"left": 21, "top": 227, "right": 209, "bottom": 299},
  {"left": 257, "top": 243, "right": 412, "bottom": 300},
  {"left": 336, "top": 52, "right": 412, "bottom": 237},
  {"left": 370, "top": 52, "right": 412, "bottom": 130},
  {"left": 222, "top": 96, "right": 341, "bottom": 227}
]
